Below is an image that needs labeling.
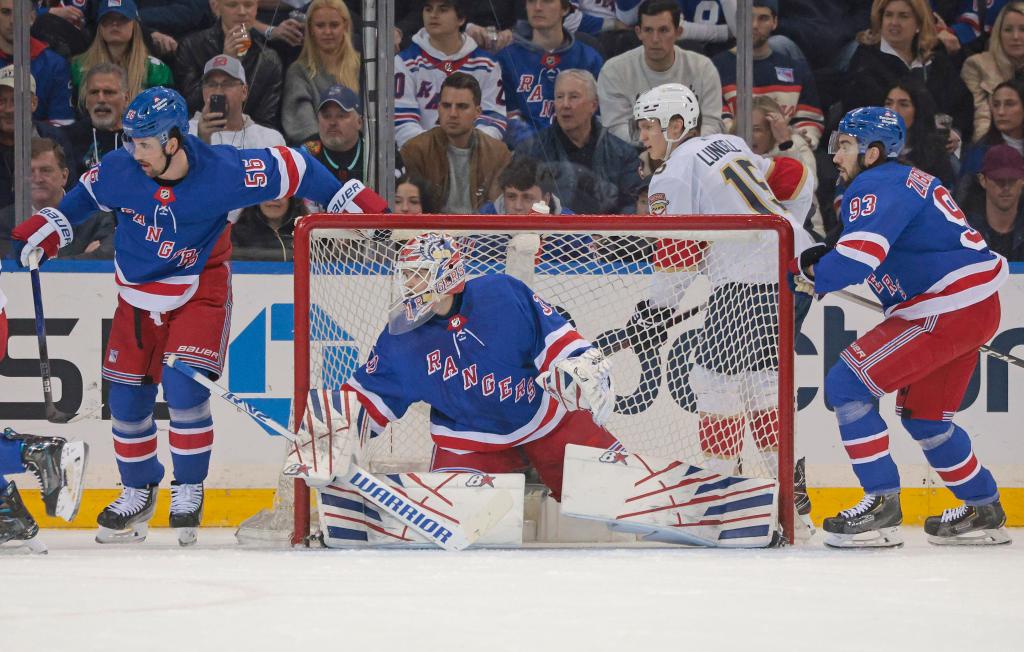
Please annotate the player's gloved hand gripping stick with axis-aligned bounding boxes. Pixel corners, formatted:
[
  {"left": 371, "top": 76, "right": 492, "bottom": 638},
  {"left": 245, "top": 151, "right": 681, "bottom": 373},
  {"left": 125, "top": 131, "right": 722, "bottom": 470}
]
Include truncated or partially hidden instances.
[{"left": 168, "top": 356, "right": 511, "bottom": 550}]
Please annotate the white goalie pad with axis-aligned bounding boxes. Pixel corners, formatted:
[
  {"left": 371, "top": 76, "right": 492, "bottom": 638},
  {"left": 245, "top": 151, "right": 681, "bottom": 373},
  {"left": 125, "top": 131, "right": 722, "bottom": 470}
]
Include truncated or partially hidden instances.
[
  {"left": 318, "top": 472, "right": 525, "bottom": 548},
  {"left": 560, "top": 444, "right": 779, "bottom": 548}
]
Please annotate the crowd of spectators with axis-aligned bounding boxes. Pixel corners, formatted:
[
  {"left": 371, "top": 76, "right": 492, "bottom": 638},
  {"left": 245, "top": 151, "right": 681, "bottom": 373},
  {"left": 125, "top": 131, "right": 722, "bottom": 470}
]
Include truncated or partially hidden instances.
[{"left": 3, "top": 0, "right": 1024, "bottom": 261}]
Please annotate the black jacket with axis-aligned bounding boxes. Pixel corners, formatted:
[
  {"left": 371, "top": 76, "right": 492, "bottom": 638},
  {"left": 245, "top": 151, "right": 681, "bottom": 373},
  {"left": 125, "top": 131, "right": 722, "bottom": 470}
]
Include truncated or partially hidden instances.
[{"left": 174, "top": 23, "right": 283, "bottom": 129}]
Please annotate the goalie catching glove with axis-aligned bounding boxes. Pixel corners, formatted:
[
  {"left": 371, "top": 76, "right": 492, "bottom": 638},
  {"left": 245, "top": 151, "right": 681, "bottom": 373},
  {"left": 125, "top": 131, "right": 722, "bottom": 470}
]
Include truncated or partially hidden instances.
[
  {"left": 283, "top": 389, "right": 363, "bottom": 488},
  {"left": 536, "top": 348, "right": 614, "bottom": 426}
]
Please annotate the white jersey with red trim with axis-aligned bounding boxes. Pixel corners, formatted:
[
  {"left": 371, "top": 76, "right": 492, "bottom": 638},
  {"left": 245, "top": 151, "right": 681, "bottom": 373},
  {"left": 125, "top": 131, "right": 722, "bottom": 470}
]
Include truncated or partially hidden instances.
[
  {"left": 56, "top": 135, "right": 343, "bottom": 313},
  {"left": 343, "top": 274, "right": 592, "bottom": 454},
  {"left": 647, "top": 134, "right": 813, "bottom": 284},
  {"left": 394, "top": 29, "right": 507, "bottom": 148},
  {"left": 814, "top": 161, "right": 1007, "bottom": 320}
]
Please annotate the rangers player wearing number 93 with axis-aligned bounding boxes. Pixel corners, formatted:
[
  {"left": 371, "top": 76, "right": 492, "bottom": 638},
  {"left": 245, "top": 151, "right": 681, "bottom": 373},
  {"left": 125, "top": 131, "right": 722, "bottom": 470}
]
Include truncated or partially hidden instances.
[
  {"left": 791, "top": 107, "right": 1011, "bottom": 548},
  {"left": 10, "top": 87, "right": 389, "bottom": 546}
]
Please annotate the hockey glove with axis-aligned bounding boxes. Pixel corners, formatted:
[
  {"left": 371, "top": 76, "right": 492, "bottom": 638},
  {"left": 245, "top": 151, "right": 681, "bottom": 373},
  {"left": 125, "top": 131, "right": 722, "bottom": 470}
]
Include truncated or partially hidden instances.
[
  {"left": 284, "top": 389, "right": 360, "bottom": 488},
  {"left": 11, "top": 208, "right": 74, "bottom": 268},
  {"left": 625, "top": 300, "right": 676, "bottom": 354},
  {"left": 327, "top": 179, "right": 392, "bottom": 242},
  {"left": 536, "top": 348, "right": 615, "bottom": 426},
  {"left": 788, "top": 243, "right": 830, "bottom": 295}
]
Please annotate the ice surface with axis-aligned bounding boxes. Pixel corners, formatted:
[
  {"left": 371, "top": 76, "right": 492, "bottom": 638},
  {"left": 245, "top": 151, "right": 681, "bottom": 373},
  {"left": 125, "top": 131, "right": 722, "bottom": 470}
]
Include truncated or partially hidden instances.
[{"left": 4, "top": 528, "right": 1022, "bottom": 652}]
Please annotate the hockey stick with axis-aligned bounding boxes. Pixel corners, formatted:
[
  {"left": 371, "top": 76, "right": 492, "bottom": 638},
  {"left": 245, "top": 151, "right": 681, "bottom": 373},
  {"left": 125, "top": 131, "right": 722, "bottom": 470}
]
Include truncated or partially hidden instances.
[
  {"left": 167, "top": 356, "right": 511, "bottom": 551},
  {"left": 834, "top": 289, "right": 1024, "bottom": 369},
  {"left": 594, "top": 303, "right": 705, "bottom": 356},
  {"left": 27, "top": 250, "right": 75, "bottom": 423}
]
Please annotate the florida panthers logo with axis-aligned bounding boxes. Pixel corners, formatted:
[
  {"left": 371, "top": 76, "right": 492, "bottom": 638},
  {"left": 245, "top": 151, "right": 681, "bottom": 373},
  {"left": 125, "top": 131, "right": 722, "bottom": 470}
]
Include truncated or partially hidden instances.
[{"left": 648, "top": 192, "right": 668, "bottom": 215}]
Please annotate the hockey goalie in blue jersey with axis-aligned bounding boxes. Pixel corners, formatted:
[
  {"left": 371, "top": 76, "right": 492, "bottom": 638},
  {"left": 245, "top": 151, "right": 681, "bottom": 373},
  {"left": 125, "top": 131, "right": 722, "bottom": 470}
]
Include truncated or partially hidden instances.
[
  {"left": 341, "top": 232, "right": 620, "bottom": 501},
  {"left": 793, "top": 107, "right": 1011, "bottom": 548},
  {"left": 11, "top": 87, "right": 389, "bottom": 546}
]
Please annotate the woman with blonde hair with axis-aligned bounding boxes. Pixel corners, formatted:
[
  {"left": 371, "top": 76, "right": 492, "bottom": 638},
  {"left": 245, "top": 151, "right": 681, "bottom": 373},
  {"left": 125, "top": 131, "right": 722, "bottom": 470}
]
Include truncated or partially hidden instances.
[
  {"left": 281, "top": 0, "right": 362, "bottom": 143},
  {"left": 962, "top": 2, "right": 1024, "bottom": 142},
  {"left": 70, "top": 0, "right": 172, "bottom": 105},
  {"left": 842, "top": 0, "right": 972, "bottom": 139}
]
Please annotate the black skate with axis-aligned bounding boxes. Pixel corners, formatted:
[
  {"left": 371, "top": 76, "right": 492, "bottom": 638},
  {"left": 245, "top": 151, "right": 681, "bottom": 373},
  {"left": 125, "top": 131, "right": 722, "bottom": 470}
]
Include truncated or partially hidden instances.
[
  {"left": 0, "top": 482, "right": 46, "bottom": 554},
  {"left": 823, "top": 493, "right": 903, "bottom": 549},
  {"left": 8, "top": 428, "right": 89, "bottom": 521},
  {"left": 169, "top": 482, "right": 204, "bottom": 546},
  {"left": 793, "top": 457, "right": 815, "bottom": 539},
  {"left": 96, "top": 484, "right": 158, "bottom": 543},
  {"left": 924, "top": 501, "right": 1011, "bottom": 546}
]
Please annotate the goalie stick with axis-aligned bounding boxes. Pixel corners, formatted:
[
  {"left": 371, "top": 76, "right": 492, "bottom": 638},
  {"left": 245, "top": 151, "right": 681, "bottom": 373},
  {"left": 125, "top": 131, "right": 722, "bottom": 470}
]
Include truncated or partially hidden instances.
[
  {"left": 27, "top": 250, "right": 75, "bottom": 423},
  {"left": 167, "top": 355, "right": 511, "bottom": 551},
  {"left": 833, "top": 290, "right": 1024, "bottom": 370}
]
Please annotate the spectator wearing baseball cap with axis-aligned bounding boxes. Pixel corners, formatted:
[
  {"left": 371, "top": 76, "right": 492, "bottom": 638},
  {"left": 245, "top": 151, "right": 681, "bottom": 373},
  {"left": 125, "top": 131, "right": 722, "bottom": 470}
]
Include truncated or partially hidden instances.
[
  {"left": 70, "top": 0, "right": 173, "bottom": 104},
  {"left": 0, "top": 0, "right": 74, "bottom": 124},
  {"left": 967, "top": 144, "right": 1024, "bottom": 261},
  {"left": 188, "top": 54, "right": 285, "bottom": 151},
  {"left": 175, "top": 0, "right": 283, "bottom": 130},
  {"left": 300, "top": 84, "right": 365, "bottom": 191},
  {"left": 0, "top": 66, "right": 75, "bottom": 211}
]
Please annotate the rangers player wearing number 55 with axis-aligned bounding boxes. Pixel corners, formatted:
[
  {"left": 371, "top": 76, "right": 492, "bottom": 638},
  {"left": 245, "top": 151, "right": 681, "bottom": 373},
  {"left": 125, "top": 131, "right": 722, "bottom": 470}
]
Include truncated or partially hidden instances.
[
  {"left": 10, "top": 87, "right": 388, "bottom": 546},
  {"left": 792, "top": 107, "right": 1011, "bottom": 548}
]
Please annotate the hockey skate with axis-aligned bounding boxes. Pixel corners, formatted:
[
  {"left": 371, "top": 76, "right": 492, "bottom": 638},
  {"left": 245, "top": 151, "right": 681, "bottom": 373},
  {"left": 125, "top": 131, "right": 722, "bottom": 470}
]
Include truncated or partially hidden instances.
[
  {"left": 96, "top": 484, "right": 158, "bottom": 543},
  {"left": 169, "top": 482, "right": 204, "bottom": 546},
  {"left": 793, "top": 457, "right": 815, "bottom": 539},
  {"left": 924, "top": 501, "right": 1012, "bottom": 546},
  {"left": 823, "top": 493, "right": 903, "bottom": 549},
  {"left": 0, "top": 482, "right": 47, "bottom": 554},
  {"left": 9, "top": 429, "right": 89, "bottom": 521}
]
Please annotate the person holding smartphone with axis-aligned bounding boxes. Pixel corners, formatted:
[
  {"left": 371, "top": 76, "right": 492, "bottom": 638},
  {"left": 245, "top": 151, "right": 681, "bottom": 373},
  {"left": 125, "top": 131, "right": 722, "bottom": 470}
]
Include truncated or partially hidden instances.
[{"left": 190, "top": 55, "right": 285, "bottom": 150}]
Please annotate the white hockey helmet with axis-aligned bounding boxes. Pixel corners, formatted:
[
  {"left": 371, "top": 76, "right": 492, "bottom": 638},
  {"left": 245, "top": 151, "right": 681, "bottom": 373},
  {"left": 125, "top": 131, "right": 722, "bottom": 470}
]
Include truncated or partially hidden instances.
[
  {"left": 388, "top": 232, "right": 467, "bottom": 334},
  {"left": 633, "top": 83, "right": 701, "bottom": 135}
]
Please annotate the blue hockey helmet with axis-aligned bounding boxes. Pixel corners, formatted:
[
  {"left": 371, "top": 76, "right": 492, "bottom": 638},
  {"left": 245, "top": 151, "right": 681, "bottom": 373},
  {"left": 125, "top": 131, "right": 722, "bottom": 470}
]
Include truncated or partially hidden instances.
[
  {"left": 830, "top": 106, "right": 906, "bottom": 159},
  {"left": 122, "top": 86, "right": 189, "bottom": 148}
]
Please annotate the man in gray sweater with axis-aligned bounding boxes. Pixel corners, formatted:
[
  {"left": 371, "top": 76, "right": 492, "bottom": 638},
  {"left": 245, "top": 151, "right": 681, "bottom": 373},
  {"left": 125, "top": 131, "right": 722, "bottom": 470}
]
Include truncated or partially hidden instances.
[{"left": 597, "top": 0, "right": 723, "bottom": 144}]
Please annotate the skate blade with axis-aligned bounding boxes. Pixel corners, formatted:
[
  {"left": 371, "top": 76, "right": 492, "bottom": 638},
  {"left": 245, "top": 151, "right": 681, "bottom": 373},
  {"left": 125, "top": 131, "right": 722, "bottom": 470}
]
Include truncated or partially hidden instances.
[
  {"left": 177, "top": 528, "right": 198, "bottom": 547},
  {"left": 95, "top": 523, "right": 149, "bottom": 544},
  {"left": 0, "top": 537, "right": 48, "bottom": 555},
  {"left": 824, "top": 526, "right": 903, "bottom": 549},
  {"left": 55, "top": 442, "right": 89, "bottom": 521},
  {"left": 927, "top": 527, "right": 1012, "bottom": 546}
]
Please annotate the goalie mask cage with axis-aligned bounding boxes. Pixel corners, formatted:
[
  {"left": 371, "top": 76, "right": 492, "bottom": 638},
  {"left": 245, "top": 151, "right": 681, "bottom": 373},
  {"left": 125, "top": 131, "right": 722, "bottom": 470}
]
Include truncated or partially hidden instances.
[{"left": 290, "top": 214, "right": 795, "bottom": 545}]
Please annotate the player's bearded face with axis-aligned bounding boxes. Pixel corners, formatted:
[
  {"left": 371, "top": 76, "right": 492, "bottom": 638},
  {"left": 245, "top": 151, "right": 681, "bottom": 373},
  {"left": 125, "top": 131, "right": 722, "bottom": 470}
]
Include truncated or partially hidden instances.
[
  {"left": 129, "top": 136, "right": 175, "bottom": 177},
  {"left": 831, "top": 135, "right": 862, "bottom": 183}
]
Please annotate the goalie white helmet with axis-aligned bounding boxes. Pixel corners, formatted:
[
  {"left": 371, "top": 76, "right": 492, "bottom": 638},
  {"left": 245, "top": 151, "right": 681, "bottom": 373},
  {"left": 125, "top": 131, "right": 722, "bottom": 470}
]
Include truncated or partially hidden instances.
[
  {"left": 388, "top": 232, "right": 467, "bottom": 334},
  {"left": 633, "top": 83, "right": 700, "bottom": 135}
]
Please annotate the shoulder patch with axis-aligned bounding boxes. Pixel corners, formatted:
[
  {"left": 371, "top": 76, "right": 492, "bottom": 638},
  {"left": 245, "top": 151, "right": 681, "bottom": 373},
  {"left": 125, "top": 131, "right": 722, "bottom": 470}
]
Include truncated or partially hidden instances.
[
  {"left": 648, "top": 192, "right": 668, "bottom": 215},
  {"left": 304, "top": 140, "right": 322, "bottom": 156}
]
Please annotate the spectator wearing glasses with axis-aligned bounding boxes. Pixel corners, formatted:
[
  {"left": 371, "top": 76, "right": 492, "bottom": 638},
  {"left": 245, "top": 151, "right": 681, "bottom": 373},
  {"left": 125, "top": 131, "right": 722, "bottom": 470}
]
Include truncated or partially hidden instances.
[
  {"left": 70, "top": 0, "right": 173, "bottom": 103},
  {"left": 188, "top": 55, "right": 285, "bottom": 149}
]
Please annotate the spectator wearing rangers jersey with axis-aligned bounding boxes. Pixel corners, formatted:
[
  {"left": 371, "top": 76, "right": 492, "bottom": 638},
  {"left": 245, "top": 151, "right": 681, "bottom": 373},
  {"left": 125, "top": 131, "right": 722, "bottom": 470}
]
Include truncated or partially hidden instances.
[
  {"left": 497, "top": 0, "right": 604, "bottom": 147},
  {"left": 712, "top": 0, "right": 823, "bottom": 150},
  {"left": 10, "top": 87, "right": 389, "bottom": 546},
  {"left": 394, "top": 0, "right": 507, "bottom": 148},
  {"left": 401, "top": 72, "right": 511, "bottom": 213},
  {"left": 794, "top": 106, "right": 1010, "bottom": 547}
]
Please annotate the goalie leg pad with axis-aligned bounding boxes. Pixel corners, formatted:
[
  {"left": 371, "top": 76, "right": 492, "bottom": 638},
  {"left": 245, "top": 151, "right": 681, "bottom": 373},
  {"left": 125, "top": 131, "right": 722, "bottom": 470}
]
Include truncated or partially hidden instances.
[
  {"left": 318, "top": 471, "right": 525, "bottom": 548},
  {"left": 560, "top": 444, "right": 779, "bottom": 548},
  {"left": 285, "top": 389, "right": 360, "bottom": 488},
  {"left": 521, "top": 410, "right": 622, "bottom": 501}
]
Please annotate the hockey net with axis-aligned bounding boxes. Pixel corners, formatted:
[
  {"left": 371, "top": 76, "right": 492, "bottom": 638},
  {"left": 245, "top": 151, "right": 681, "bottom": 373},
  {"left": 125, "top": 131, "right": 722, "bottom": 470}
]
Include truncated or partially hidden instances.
[{"left": 246, "top": 214, "right": 795, "bottom": 545}]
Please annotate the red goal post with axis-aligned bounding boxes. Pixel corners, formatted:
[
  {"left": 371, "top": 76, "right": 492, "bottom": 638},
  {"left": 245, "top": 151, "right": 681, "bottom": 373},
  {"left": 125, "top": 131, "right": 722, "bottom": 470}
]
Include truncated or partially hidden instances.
[{"left": 292, "top": 214, "right": 796, "bottom": 545}]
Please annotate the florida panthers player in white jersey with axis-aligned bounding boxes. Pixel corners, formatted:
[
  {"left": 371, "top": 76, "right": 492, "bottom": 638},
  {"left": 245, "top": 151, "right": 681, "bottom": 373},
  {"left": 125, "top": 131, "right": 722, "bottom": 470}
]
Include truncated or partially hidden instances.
[
  {"left": 394, "top": 0, "right": 507, "bottom": 147},
  {"left": 626, "top": 83, "right": 813, "bottom": 488},
  {"left": 793, "top": 107, "right": 1010, "bottom": 548},
  {"left": 11, "top": 87, "right": 388, "bottom": 546}
]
